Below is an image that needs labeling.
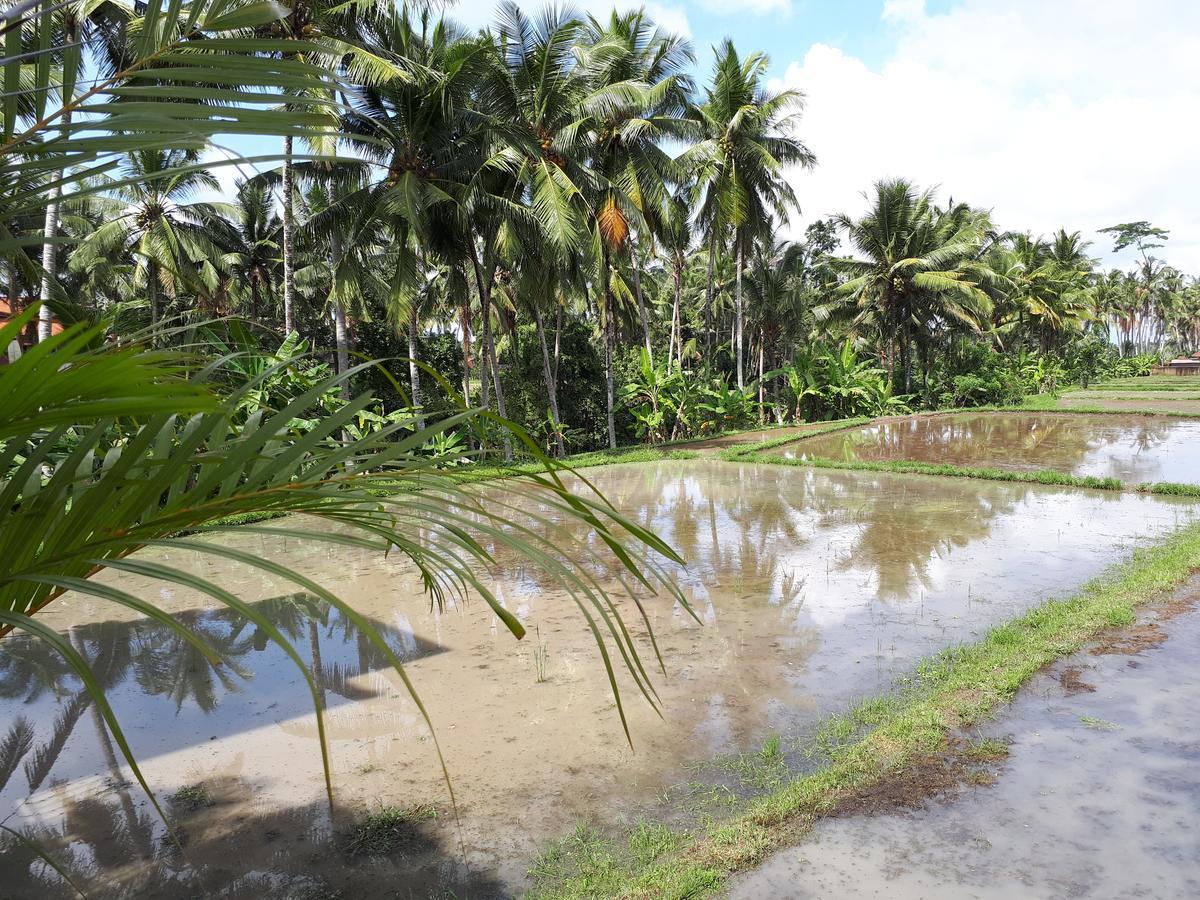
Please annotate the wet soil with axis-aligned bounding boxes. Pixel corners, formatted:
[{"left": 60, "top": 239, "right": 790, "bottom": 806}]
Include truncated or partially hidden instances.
[
  {"left": 1, "top": 461, "right": 1196, "bottom": 897},
  {"left": 776, "top": 412, "right": 1200, "bottom": 484}
]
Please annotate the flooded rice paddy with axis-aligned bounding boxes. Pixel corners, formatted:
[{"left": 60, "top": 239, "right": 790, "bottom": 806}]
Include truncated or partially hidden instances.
[
  {"left": 777, "top": 412, "right": 1200, "bottom": 484},
  {"left": 729, "top": 587, "right": 1200, "bottom": 899},
  {"left": 1, "top": 459, "right": 1197, "bottom": 897}
]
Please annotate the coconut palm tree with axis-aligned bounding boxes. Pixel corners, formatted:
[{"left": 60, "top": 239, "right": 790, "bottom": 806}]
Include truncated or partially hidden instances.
[
  {"left": 826, "top": 179, "right": 995, "bottom": 392},
  {"left": 578, "top": 8, "right": 694, "bottom": 444},
  {"left": 68, "top": 149, "right": 236, "bottom": 330},
  {"left": 225, "top": 180, "right": 283, "bottom": 326},
  {"left": 685, "top": 39, "right": 815, "bottom": 390}
]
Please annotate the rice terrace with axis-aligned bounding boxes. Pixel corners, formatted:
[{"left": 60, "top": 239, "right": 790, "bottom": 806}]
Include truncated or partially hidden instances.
[{"left": 2, "top": 1, "right": 1199, "bottom": 898}]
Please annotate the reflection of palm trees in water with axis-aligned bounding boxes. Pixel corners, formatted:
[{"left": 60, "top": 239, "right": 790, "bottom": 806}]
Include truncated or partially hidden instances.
[
  {"left": 808, "top": 413, "right": 1177, "bottom": 472},
  {"left": 815, "top": 470, "right": 1023, "bottom": 598},
  {"left": 0, "top": 595, "right": 412, "bottom": 818}
]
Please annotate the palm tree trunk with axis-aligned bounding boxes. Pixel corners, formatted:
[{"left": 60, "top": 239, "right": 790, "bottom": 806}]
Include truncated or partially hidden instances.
[
  {"left": 281, "top": 136, "right": 297, "bottom": 336},
  {"left": 333, "top": 301, "right": 350, "bottom": 398},
  {"left": 6, "top": 262, "right": 21, "bottom": 362},
  {"left": 459, "top": 285, "right": 473, "bottom": 405},
  {"left": 704, "top": 233, "right": 716, "bottom": 360},
  {"left": 148, "top": 259, "right": 160, "bottom": 332},
  {"left": 36, "top": 118, "right": 72, "bottom": 342},
  {"left": 735, "top": 239, "right": 745, "bottom": 389},
  {"left": 757, "top": 327, "right": 765, "bottom": 424},
  {"left": 330, "top": 230, "right": 350, "bottom": 403},
  {"left": 669, "top": 261, "right": 682, "bottom": 370},
  {"left": 632, "top": 247, "right": 652, "bottom": 363},
  {"left": 602, "top": 246, "right": 617, "bottom": 449},
  {"left": 469, "top": 243, "right": 509, "bottom": 459},
  {"left": 408, "top": 307, "right": 425, "bottom": 429},
  {"left": 534, "top": 304, "right": 564, "bottom": 457},
  {"left": 553, "top": 302, "right": 563, "bottom": 384}
]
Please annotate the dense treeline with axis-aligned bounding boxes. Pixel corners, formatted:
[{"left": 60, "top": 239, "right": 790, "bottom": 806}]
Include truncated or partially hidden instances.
[{"left": 6, "top": 1, "right": 1199, "bottom": 456}]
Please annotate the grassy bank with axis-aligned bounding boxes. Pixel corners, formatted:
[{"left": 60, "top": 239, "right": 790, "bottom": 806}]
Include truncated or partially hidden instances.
[
  {"left": 712, "top": 417, "right": 871, "bottom": 458},
  {"left": 529, "top": 520, "right": 1200, "bottom": 899},
  {"left": 736, "top": 452, "right": 1125, "bottom": 491}
]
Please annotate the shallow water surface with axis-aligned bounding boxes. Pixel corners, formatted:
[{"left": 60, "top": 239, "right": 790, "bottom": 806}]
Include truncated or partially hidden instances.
[
  {"left": 0, "top": 460, "right": 1195, "bottom": 896},
  {"left": 779, "top": 412, "right": 1200, "bottom": 484},
  {"left": 730, "top": 596, "right": 1200, "bottom": 899}
]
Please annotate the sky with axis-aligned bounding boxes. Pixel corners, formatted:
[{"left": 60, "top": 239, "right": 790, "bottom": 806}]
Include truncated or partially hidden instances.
[
  {"left": 214, "top": 0, "right": 1200, "bottom": 273},
  {"left": 453, "top": 0, "right": 1200, "bottom": 272}
]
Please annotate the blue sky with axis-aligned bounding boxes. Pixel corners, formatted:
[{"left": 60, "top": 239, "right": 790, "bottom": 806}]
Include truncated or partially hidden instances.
[{"left": 211, "top": 1, "right": 1200, "bottom": 272}]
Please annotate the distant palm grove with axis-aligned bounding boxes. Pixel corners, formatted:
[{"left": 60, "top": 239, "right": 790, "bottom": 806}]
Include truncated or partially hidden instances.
[{"left": 5, "top": 0, "right": 1198, "bottom": 457}]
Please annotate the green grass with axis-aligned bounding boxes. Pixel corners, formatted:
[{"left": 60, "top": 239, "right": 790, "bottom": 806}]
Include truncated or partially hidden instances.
[
  {"left": 169, "top": 785, "right": 211, "bottom": 811},
  {"left": 715, "top": 417, "right": 872, "bottom": 459},
  {"left": 529, "top": 520, "right": 1200, "bottom": 899},
  {"left": 1079, "top": 715, "right": 1121, "bottom": 731},
  {"left": 1144, "top": 482, "right": 1200, "bottom": 497},
  {"left": 736, "top": 451, "right": 1127, "bottom": 492},
  {"left": 345, "top": 803, "right": 437, "bottom": 856}
]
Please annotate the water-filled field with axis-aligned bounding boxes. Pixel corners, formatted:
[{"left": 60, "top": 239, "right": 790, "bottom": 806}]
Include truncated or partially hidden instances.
[
  {"left": 2, "top": 456, "right": 1195, "bottom": 896},
  {"left": 776, "top": 412, "right": 1200, "bottom": 484}
]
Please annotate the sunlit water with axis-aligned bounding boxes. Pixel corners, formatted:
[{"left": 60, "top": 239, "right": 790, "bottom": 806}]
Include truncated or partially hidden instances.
[
  {"left": 1, "top": 459, "right": 1196, "bottom": 896},
  {"left": 778, "top": 412, "right": 1200, "bottom": 484}
]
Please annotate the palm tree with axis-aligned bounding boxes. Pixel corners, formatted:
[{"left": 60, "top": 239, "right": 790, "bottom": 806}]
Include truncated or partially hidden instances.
[
  {"left": 226, "top": 180, "right": 283, "bottom": 325},
  {"left": 579, "top": 8, "right": 694, "bottom": 445},
  {"left": 827, "top": 179, "right": 994, "bottom": 392},
  {"left": 343, "top": 10, "right": 491, "bottom": 424},
  {"left": 686, "top": 39, "right": 815, "bottom": 389},
  {"left": 69, "top": 149, "right": 235, "bottom": 330}
]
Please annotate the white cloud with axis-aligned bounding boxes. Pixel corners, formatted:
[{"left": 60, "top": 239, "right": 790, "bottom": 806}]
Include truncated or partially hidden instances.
[
  {"left": 773, "top": 0, "right": 1200, "bottom": 271},
  {"left": 880, "top": 0, "right": 923, "bottom": 23}
]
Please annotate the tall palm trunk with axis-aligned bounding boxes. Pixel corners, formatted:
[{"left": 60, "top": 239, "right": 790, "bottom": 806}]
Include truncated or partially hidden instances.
[
  {"left": 534, "top": 304, "right": 564, "bottom": 457},
  {"left": 703, "top": 233, "right": 716, "bottom": 359},
  {"left": 37, "top": 105, "right": 73, "bottom": 342},
  {"left": 332, "top": 300, "right": 350, "bottom": 390},
  {"left": 469, "top": 243, "right": 509, "bottom": 459},
  {"left": 668, "top": 259, "right": 682, "bottom": 370},
  {"left": 6, "top": 263, "right": 21, "bottom": 362},
  {"left": 408, "top": 307, "right": 425, "bottom": 429},
  {"left": 631, "top": 247, "right": 652, "bottom": 363},
  {"left": 147, "top": 259, "right": 160, "bottom": 332},
  {"left": 602, "top": 245, "right": 617, "bottom": 449},
  {"left": 281, "top": 136, "right": 297, "bottom": 335},
  {"left": 459, "top": 291, "right": 473, "bottom": 405},
  {"left": 757, "top": 327, "right": 765, "bottom": 423},
  {"left": 553, "top": 303, "right": 563, "bottom": 384},
  {"left": 734, "top": 239, "right": 744, "bottom": 389},
  {"left": 330, "top": 230, "right": 350, "bottom": 403}
]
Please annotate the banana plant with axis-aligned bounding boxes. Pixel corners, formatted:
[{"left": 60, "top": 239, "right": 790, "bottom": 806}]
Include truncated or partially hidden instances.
[{"left": 619, "top": 348, "right": 683, "bottom": 444}]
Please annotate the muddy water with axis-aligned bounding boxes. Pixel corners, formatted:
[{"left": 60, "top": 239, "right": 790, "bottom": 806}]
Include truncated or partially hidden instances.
[
  {"left": 729, "top": 596, "right": 1200, "bottom": 899},
  {"left": 778, "top": 412, "right": 1200, "bottom": 484},
  {"left": 1, "top": 460, "right": 1196, "bottom": 897}
]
